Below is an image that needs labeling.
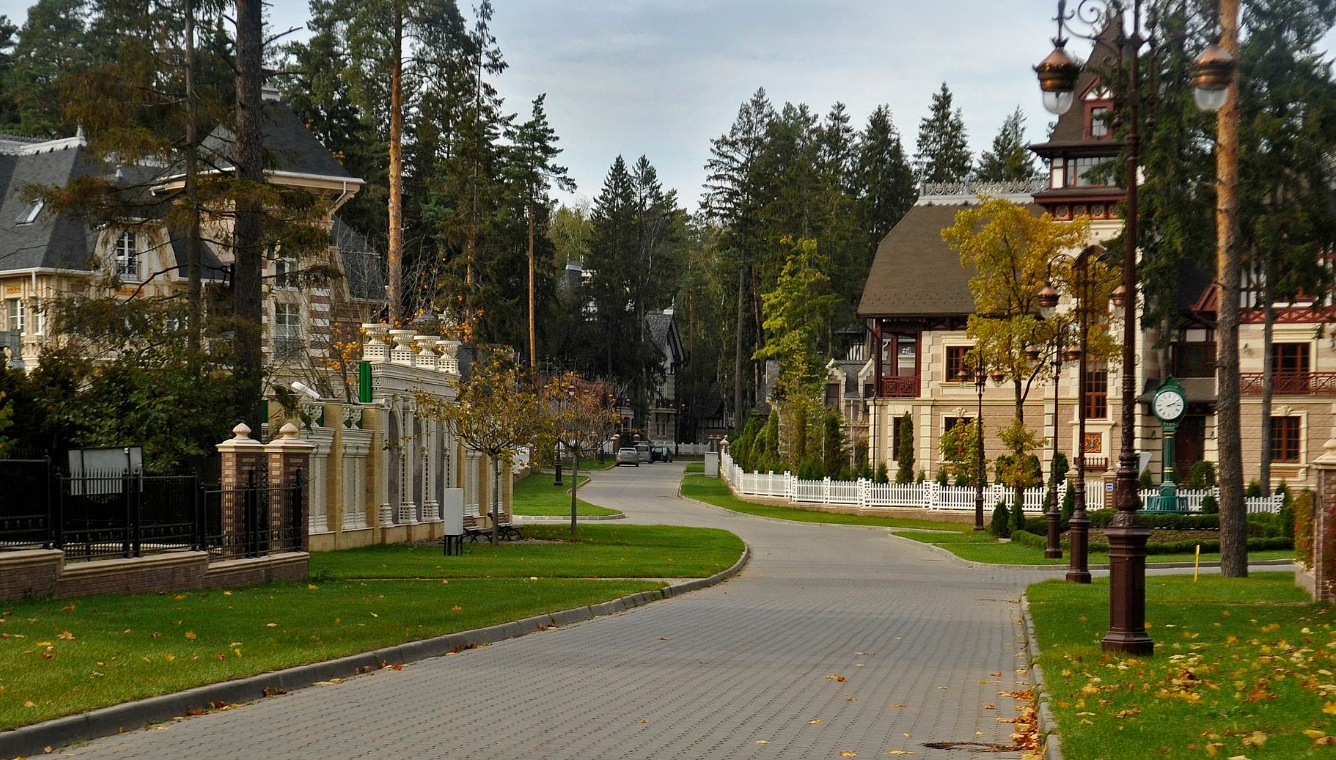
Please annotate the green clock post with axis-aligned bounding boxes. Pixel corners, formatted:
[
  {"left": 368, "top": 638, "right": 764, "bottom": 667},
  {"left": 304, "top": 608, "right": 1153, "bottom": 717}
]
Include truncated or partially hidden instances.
[{"left": 1150, "top": 378, "right": 1188, "bottom": 512}]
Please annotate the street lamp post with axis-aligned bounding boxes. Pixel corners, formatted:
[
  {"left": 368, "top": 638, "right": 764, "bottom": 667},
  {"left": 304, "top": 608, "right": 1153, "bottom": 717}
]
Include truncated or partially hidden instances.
[{"left": 974, "top": 368, "right": 987, "bottom": 532}]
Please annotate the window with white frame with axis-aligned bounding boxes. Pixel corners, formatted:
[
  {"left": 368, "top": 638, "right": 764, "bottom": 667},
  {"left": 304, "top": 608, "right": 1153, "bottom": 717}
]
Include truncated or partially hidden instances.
[
  {"left": 270, "top": 244, "right": 297, "bottom": 289},
  {"left": 274, "top": 303, "right": 302, "bottom": 359},
  {"left": 6, "top": 298, "right": 22, "bottom": 333},
  {"left": 115, "top": 231, "right": 139, "bottom": 280}
]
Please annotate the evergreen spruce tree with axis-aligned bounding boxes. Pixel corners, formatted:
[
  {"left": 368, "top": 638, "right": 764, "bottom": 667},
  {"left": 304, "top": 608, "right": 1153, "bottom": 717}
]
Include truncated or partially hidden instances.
[
  {"left": 895, "top": 411, "right": 915, "bottom": 484},
  {"left": 855, "top": 105, "right": 916, "bottom": 266},
  {"left": 914, "top": 82, "right": 971, "bottom": 185},
  {"left": 975, "top": 107, "right": 1040, "bottom": 182}
]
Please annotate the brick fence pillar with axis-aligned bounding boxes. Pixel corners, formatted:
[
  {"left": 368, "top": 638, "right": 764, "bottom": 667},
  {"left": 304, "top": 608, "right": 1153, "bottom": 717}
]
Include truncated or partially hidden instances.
[
  {"left": 1310, "top": 438, "right": 1336, "bottom": 601},
  {"left": 267, "top": 422, "right": 316, "bottom": 552},
  {"left": 216, "top": 423, "right": 267, "bottom": 558}
]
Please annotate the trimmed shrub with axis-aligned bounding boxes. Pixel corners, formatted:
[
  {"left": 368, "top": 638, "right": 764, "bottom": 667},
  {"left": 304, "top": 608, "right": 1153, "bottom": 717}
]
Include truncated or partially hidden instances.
[
  {"left": 1061, "top": 481, "right": 1076, "bottom": 525},
  {"left": 798, "top": 458, "right": 824, "bottom": 481},
  {"left": 1294, "top": 490, "right": 1315, "bottom": 566},
  {"left": 1138, "top": 468, "right": 1155, "bottom": 489},
  {"left": 1185, "top": 461, "right": 1217, "bottom": 489},
  {"left": 1011, "top": 529, "right": 1047, "bottom": 549},
  {"left": 1201, "top": 495, "right": 1219, "bottom": 514},
  {"left": 989, "top": 502, "right": 1011, "bottom": 538},
  {"left": 1246, "top": 480, "right": 1264, "bottom": 498},
  {"left": 954, "top": 472, "right": 970, "bottom": 487},
  {"left": 916, "top": 469, "right": 927, "bottom": 484},
  {"left": 1009, "top": 498, "right": 1026, "bottom": 533},
  {"left": 874, "top": 462, "right": 889, "bottom": 485},
  {"left": 936, "top": 469, "right": 949, "bottom": 487}
]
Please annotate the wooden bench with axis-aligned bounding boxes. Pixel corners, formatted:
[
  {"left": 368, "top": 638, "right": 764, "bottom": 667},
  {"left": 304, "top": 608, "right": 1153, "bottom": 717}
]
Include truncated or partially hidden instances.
[{"left": 463, "top": 514, "right": 524, "bottom": 542}]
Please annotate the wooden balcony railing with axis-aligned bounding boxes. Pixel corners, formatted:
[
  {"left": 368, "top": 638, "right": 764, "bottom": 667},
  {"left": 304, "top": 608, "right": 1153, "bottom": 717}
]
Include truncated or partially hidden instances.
[
  {"left": 878, "top": 374, "right": 920, "bottom": 398},
  {"left": 1240, "top": 371, "right": 1336, "bottom": 395}
]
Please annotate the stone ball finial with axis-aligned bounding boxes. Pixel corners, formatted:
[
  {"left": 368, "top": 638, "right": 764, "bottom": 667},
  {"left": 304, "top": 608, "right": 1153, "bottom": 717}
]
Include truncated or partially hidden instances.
[
  {"left": 280, "top": 422, "right": 301, "bottom": 439},
  {"left": 232, "top": 423, "right": 253, "bottom": 440}
]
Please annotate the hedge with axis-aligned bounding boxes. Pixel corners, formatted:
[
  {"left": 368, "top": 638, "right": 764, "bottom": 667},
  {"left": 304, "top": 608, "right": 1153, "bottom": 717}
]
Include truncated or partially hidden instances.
[
  {"left": 1081, "top": 509, "right": 1288, "bottom": 536},
  {"left": 1009, "top": 529, "right": 1292, "bottom": 556}
]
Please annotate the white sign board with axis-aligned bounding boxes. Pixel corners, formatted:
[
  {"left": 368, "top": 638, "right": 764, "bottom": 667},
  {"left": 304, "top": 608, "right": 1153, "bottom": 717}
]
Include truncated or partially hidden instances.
[
  {"left": 442, "top": 488, "right": 464, "bottom": 536},
  {"left": 67, "top": 447, "right": 143, "bottom": 496}
]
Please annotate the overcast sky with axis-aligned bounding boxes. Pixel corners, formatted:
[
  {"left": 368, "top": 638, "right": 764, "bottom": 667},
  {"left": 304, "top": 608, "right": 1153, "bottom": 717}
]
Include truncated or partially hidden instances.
[{"left": 2, "top": 1, "right": 1333, "bottom": 212}]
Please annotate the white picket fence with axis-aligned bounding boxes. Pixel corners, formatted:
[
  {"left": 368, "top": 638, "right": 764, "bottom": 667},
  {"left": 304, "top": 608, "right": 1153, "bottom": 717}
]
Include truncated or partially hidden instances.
[{"left": 719, "top": 452, "right": 1284, "bottom": 514}]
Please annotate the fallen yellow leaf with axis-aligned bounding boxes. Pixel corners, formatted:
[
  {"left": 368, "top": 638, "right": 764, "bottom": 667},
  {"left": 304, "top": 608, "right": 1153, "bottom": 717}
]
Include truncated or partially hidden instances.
[
  {"left": 887, "top": 752, "right": 917, "bottom": 756},
  {"left": 807, "top": 719, "right": 823, "bottom": 725},
  {"left": 35, "top": 641, "right": 51, "bottom": 647},
  {"left": 1304, "top": 730, "right": 1327, "bottom": 740},
  {"left": 756, "top": 740, "right": 770, "bottom": 745},
  {"left": 839, "top": 752, "right": 857, "bottom": 757},
  {"left": 184, "top": 631, "right": 197, "bottom": 640},
  {"left": 307, "top": 584, "right": 319, "bottom": 590},
  {"left": 173, "top": 594, "right": 187, "bottom": 600},
  {"left": 1325, "top": 702, "right": 1336, "bottom": 715},
  {"left": 57, "top": 631, "right": 74, "bottom": 641},
  {"left": 1246, "top": 731, "right": 1267, "bottom": 747}
]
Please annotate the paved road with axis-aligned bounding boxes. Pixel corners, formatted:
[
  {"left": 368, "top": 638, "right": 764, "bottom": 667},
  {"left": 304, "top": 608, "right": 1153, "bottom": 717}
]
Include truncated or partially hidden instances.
[{"left": 61, "top": 464, "right": 1051, "bottom": 759}]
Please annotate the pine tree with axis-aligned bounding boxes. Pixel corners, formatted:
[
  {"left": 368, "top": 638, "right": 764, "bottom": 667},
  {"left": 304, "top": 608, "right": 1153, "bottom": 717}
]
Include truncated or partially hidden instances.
[
  {"left": 895, "top": 411, "right": 915, "bottom": 484},
  {"left": 975, "top": 107, "right": 1040, "bottom": 182},
  {"left": 704, "top": 88, "right": 773, "bottom": 421},
  {"left": 506, "top": 94, "right": 574, "bottom": 367},
  {"left": 9, "top": 0, "right": 92, "bottom": 135},
  {"left": 914, "top": 82, "right": 971, "bottom": 185},
  {"left": 855, "top": 105, "right": 916, "bottom": 273}
]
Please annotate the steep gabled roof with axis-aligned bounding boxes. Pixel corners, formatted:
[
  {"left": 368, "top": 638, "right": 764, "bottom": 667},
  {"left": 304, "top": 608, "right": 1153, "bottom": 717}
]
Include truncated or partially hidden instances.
[
  {"left": 0, "top": 143, "right": 99, "bottom": 271},
  {"left": 200, "top": 100, "right": 353, "bottom": 179}
]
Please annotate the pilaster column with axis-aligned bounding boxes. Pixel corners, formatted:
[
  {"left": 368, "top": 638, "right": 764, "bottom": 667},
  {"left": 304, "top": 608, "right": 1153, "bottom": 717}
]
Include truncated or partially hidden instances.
[
  {"left": 265, "top": 422, "right": 316, "bottom": 552},
  {"left": 423, "top": 419, "right": 440, "bottom": 521},
  {"left": 400, "top": 399, "right": 418, "bottom": 524},
  {"left": 216, "top": 423, "right": 266, "bottom": 559}
]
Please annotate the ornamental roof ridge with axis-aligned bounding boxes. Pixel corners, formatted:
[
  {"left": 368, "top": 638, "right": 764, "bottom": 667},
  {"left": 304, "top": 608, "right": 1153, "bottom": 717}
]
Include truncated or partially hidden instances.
[{"left": 916, "top": 179, "right": 1048, "bottom": 206}]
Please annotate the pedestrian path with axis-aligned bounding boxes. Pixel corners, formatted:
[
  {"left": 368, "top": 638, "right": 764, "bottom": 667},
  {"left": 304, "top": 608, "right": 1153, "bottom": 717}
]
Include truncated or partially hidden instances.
[{"left": 58, "top": 464, "right": 1049, "bottom": 759}]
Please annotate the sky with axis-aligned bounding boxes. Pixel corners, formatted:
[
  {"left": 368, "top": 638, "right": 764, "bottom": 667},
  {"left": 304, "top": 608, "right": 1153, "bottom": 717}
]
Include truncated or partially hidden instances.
[{"left": 2, "top": 0, "right": 1332, "bottom": 212}]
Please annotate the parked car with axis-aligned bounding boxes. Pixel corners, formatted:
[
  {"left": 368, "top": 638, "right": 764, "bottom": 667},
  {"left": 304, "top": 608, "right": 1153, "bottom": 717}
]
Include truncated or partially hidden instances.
[
  {"left": 616, "top": 447, "right": 640, "bottom": 466},
  {"left": 635, "top": 443, "right": 652, "bottom": 464},
  {"left": 651, "top": 445, "right": 673, "bottom": 463}
]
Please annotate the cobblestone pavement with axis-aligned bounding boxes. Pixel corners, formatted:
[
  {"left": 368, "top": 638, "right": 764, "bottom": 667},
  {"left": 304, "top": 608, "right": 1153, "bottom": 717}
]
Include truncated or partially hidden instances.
[{"left": 60, "top": 464, "right": 1052, "bottom": 759}]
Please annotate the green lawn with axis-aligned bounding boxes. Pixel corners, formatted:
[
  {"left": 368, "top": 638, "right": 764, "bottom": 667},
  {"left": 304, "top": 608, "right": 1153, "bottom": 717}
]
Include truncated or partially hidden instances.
[
  {"left": 310, "top": 524, "right": 745, "bottom": 580},
  {"left": 684, "top": 462, "right": 704, "bottom": 474},
  {"left": 680, "top": 474, "right": 971, "bottom": 532},
  {"left": 0, "top": 578, "right": 657, "bottom": 731},
  {"left": 1028, "top": 573, "right": 1336, "bottom": 759},
  {"left": 895, "top": 529, "right": 1295, "bottom": 566},
  {"left": 511, "top": 473, "right": 620, "bottom": 517}
]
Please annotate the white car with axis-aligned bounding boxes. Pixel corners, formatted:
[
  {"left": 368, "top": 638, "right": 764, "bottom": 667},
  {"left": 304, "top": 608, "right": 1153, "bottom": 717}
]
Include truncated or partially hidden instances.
[{"left": 616, "top": 447, "right": 640, "bottom": 466}]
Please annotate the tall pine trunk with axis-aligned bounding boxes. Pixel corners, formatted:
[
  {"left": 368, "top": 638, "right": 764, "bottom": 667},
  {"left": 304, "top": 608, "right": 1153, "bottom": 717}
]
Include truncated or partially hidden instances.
[
  {"left": 528, "top": 201, "right": 536, "bottom": 368},
  {"left": 232, "top": 0, "right": 265, "bottom": 430},
  {"left": 733, "top": 258, "right": 746, "bottom": 425},
  {"left": 1215, "top": 0, "right": 1247, "bottom": 577},
  {"left": 185, "top": 0, "right": 201, "bottom": 352},
  {"left": 386, "top": 11, "right": 404, "bottom": 325},
  {"left": 1259, "top": 258, "right": 1274, "bottom": 494}
]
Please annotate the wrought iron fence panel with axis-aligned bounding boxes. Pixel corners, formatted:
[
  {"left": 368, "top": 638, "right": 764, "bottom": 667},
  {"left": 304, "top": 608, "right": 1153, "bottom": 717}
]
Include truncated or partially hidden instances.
[
  {"left": 0, "top": 458, "right": 53, "bottom": 549},
  {"left": 201, "top": 469, "right": 303, "bottom": 558},
  {"left": 57, "top": 470, "right": 200, "bottom": 562}
]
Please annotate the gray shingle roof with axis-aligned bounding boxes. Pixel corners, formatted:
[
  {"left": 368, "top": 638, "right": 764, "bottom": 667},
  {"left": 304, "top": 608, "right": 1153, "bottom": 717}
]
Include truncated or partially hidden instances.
[
  {"left": 201, "top": 100, "right": 353, "bottom": 179},
  {"left": 645, "top": 312, "right": 673, "bottom": 352},
  {"left": 856, "top": 202, "right": 1045, "bottom": 319},
  {"left": 0, "top": 144, "right": 99, "bottom": 271}
]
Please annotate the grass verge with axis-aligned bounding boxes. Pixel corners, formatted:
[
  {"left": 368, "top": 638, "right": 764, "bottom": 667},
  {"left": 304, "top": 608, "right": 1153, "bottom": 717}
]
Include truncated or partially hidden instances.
[
  {"left": 511, "top": 473, "right": 620, "bottom": 517},
  {"left": 680, "top": 474, "right": 970, "bottom": 532},
  {"left": 1027, "top": 573, "right": 1336, "bottom": 759},
  {"left": 684, "top": 462, "right": 704, "bottom": 474},
  {"left": 310, "top": 524, "right": 744, "bottom": 580},
  {"left": 895, "top": 529, "right": 1294, "bottom": 566},
  {"left": 0, "top": 578, "right": 657, "bottom": 731}
]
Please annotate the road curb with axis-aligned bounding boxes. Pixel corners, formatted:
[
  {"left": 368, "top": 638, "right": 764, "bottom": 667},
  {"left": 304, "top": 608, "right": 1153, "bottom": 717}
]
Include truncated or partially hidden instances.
[
  {"left": 1020, "top": 594, "right": 1065, "bottom": 760},
  {"left": 0, "top": 546, "right": 750, "bottom": 760},
  {"left": 515, "top": 513, "right": 627, "bottom": 522}
]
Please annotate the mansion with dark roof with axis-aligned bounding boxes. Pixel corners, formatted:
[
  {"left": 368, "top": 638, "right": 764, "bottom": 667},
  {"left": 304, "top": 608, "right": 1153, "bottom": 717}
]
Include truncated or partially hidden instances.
[
  {"left": 0, "top": 86, "right": 385, "bottom": 398},
  {"left": 857, "top": 49, "right": 1328, "bottom": 492}
]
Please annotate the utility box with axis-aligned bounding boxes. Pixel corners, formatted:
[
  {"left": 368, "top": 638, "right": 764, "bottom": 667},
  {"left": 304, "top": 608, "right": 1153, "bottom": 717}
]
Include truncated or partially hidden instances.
[{"left": 704, "top": 452, "right": 719, "bottom": 478}]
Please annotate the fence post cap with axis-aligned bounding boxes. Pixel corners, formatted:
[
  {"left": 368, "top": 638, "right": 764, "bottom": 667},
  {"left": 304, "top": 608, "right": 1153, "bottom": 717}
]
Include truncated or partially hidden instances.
[
  {"left": 217, "top": 422, "right": 266, "bottom": 452},
  {"left": 1316, "top": 437, "right": 1336, "bottom": 467},
  {"left": 266, "top": 422, "right": 316, "bottom": 452}
]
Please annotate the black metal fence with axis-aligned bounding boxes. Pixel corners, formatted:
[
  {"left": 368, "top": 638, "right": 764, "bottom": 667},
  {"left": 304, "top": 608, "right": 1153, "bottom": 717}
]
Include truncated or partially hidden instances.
[{"left": 0, "top": 459, "right": 303, "bottom": 561}]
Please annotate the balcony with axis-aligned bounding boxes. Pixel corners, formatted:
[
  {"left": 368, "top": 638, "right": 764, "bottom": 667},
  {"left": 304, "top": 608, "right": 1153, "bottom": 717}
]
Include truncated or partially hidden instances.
[
  {"left": 878, "top": 374, "right": 920, "bottom": 398},
  {"left": 1240, "top": 371, "right": 1336, "bottom": 396}
]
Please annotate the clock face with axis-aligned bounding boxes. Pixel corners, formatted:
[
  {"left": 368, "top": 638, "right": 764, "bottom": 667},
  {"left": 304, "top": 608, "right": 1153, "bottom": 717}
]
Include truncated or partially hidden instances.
[{"left": 1154, "top": 391, "right": 1186, "bottom": 421}]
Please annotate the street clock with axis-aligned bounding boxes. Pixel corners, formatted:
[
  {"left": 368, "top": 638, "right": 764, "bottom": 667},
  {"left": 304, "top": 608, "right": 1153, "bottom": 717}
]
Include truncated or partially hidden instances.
[
  {"left": 1148, "top": 378, "right": 1189, "bottom": 511},
  {"left": 1152, "top": 380, "right": 1188, "bottom": 427}
]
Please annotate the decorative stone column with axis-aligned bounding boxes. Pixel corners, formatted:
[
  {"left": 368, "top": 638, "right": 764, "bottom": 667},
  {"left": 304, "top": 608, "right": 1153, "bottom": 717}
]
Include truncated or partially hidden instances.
[
  {"left": 1309, "top": 437, "right": 1336, "bottom": 601},
  {"left": 389, "top": 329, "right": 416, "bottom": 366},
  {"left": 422, "top": 419, "right": 440, "bottom": 521},
  {"left": 367, "top": 405, "right": 394, "bottom": 528},
  {"left": 399, "top": 399, "right": 418, "bottom": 525},
  {"left": 267, "top": 422, "right": 316, "bottom": 552},
  {"left": 362, "top": 323, "right": 390, "bottom": 363},
  {"left": 216, "top": 423, "right": 267, "bottom": 559}
]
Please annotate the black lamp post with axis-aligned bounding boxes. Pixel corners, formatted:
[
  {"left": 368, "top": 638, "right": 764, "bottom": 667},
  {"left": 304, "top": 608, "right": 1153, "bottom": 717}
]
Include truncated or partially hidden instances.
[{"left": 960, "top": 366, "right": 990, "bottom": 532}]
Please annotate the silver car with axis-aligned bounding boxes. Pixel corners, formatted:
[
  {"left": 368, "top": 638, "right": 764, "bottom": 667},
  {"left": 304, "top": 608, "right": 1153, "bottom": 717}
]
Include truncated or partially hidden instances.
[
  {"left": 616, "top": 447, "right": 640, "bottom": 466},
  {"left": 635, "top": 443, "right": 651, "bottom": 463}
]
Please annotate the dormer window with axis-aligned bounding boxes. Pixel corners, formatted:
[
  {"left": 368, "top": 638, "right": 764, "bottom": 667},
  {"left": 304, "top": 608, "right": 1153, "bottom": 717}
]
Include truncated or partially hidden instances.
[
  {"left": 115, "top": 231, "right": 139, "bottom": 280},
  {"left": 17, "top": 199, "right": 43, "bottom": 225},
  {"left": 1090, "top": 106, "right": 1111, "bottom": 138}
]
